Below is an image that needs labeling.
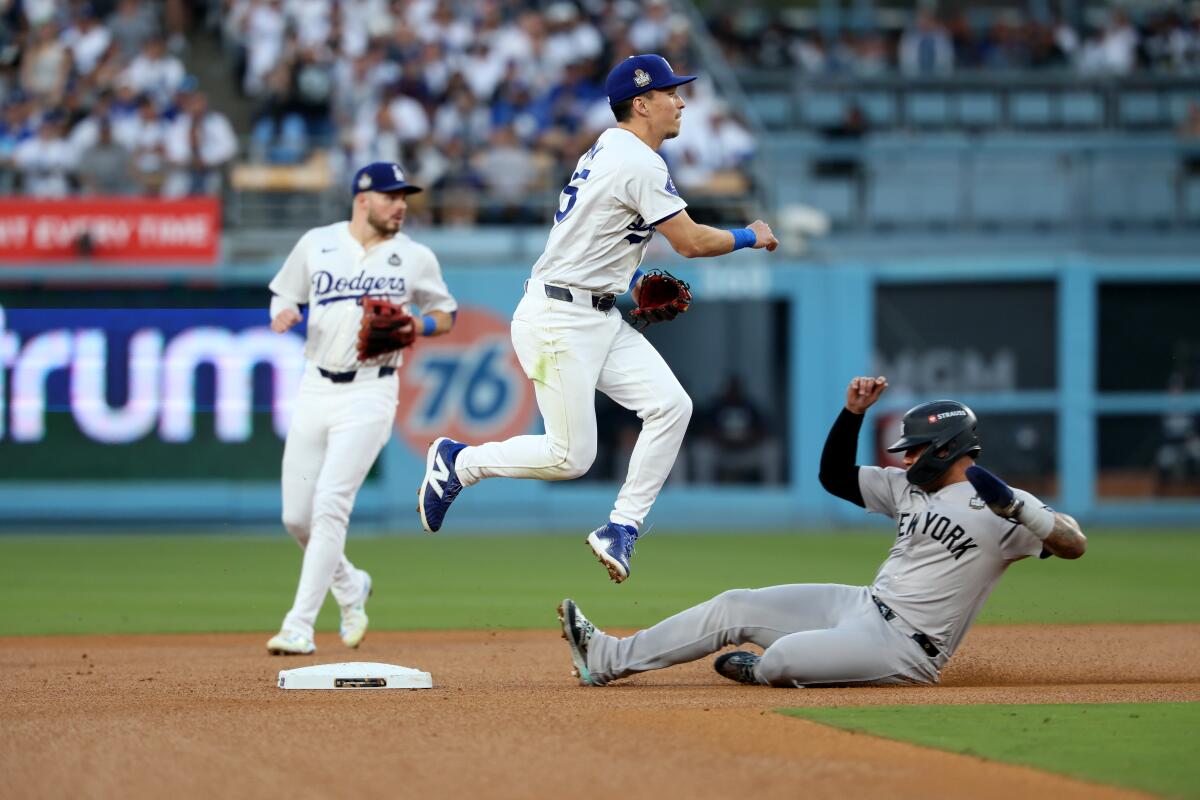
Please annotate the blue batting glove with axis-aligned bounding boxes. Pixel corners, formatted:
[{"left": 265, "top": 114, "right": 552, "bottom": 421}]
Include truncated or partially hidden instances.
[{"left": 965, "top": 465, "right": 1016, "bottom": 511}]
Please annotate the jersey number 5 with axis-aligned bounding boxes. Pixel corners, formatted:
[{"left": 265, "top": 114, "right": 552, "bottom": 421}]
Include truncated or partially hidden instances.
[{"left": 554, "top": 169, "right": 590, "bottom": 224}]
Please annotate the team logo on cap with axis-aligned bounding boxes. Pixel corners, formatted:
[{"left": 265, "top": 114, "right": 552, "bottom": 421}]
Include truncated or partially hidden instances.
[
  {"left": 358, "top": 173, "right": 372, "bottom": 190},
  {"left": 633, "top": 68, "right": 651, "bottom": 88},
  {"left": 392, "top": 164, "right": 405, "bottom": 182}
]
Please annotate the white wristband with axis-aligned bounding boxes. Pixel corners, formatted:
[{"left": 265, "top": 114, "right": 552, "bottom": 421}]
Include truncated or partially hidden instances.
[{"left": 1017, "top": 502, "right": 1056, "bottom": 540}]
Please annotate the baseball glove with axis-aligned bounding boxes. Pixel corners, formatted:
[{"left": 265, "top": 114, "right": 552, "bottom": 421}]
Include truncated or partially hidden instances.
[
  {"left": 629, "top": 269, "right": 691, "bottom": 329},
  {"left": 357, "top": 296, "right": 416, "bottom": 360}
]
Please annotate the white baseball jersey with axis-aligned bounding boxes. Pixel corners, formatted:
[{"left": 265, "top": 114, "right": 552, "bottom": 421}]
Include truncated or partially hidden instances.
[
  {"left": 531, "top": 127, "right": 688, "bottom": 295},
  {"left": 859, "top": 467, "right": 1047, "bottom": 657},
  {"left": 269, "top": 221, "right": 457, "bottom": 372}
]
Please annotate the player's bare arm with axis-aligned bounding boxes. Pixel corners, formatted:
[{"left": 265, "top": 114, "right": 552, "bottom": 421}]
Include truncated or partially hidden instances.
[
  {"left": 656, "top": 210, "right": 778, "bottom": 258},
  {"left": 1042, "top": 513, "right": 1087, "bottom": 560},
  {"left": 424, "top": 310, "right": 455, "bottom": 336},
  {"left": 966, "top": 465, "right": 1087, "bottom": 560}
]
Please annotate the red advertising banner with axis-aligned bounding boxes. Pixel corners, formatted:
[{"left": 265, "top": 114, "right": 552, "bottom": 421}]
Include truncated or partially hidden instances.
[{"left": 0, "top": 197, "right": 221, "bottom": 264}]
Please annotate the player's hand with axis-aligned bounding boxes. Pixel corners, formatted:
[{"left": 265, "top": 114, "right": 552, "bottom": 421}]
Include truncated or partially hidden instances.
[
  {"left": 271, "top": 309, "right": 302, "bottom": 333},
  {"left": 844, "top": 376, "right": 887, "bottom": 414},
  {"left": 748, "top": 220, "right": 778, "bottom": 252}
]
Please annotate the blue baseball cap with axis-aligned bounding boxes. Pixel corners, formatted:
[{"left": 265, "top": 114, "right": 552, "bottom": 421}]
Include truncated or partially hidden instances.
[
  {"left": 352, "top": 161, "right": 423, "bottom": 195},
  {"left": 605, "top": 54, "right": 696, "bottom": 106}
]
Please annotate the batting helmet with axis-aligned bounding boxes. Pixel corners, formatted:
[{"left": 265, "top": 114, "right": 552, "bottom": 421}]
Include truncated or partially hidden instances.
[{"left": 886, "top": 400, "right": 982, "bottom": 487}]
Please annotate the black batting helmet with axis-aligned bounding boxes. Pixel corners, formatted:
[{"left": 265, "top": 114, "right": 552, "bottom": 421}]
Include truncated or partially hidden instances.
[{"left": 886, "top": 400, "right": 982, "bottom": 487}]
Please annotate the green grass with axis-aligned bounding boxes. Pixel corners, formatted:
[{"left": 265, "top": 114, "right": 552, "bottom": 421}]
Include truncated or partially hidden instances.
[
  {"left": 783, "top": 703, "right": 1200, "bottom": 799},
  {"left": 0, "top": 530, "right": 1197, "bottom": 636}
]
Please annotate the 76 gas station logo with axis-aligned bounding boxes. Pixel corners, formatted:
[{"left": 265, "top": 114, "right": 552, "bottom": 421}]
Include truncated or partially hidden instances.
[{"left": 394, "top": 309, "right": 535, "bottom": 453}]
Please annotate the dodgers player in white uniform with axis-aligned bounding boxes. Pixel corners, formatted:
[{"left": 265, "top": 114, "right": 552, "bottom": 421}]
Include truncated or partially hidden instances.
[
  {"left": 558, "top": 376, "right": 1088, "bottom": 686},
  {"left": 265, "top": 162, "right": 458, "bottom": 655},
  {"left": 418, "top": 54, "right": 779, "bottom": 583}
]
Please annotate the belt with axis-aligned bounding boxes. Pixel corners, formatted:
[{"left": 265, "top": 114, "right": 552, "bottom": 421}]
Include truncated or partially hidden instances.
[
  {"left": 318, "top": 366, "right": 396, "bottom": 383},
  {"left": 872, "top": 595, "right": 941, "bottom": 659},
  {"left": 530, "top": 280, "right": 616, "bottom": 312}
]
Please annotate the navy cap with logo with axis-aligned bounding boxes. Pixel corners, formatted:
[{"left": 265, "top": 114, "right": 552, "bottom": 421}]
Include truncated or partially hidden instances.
[
  {"left": 605, "top": 54, "right": 696, "bottom": 106},
  {"left": 352, "top": 161, "right": 423, "bottom": 196}
]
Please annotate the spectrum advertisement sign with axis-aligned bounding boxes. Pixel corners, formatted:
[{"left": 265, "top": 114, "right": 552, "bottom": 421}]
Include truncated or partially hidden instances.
[
  {"left": 0, "top": 300, "right": 302, "bottom": 480},
  {"left": 0, "top": 288, "right": 536, "bottom": 481}
]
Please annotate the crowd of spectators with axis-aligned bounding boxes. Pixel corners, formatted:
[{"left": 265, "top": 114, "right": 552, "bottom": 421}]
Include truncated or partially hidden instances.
[
  {"left": 221, "top": 0, "right": 757, "bottom": 224},
  {"left": 710, "top": 5, "right": 1200, "bottom": 76},
  {"left": 0, "top": 0, "right": 237, "bottom": 198}
]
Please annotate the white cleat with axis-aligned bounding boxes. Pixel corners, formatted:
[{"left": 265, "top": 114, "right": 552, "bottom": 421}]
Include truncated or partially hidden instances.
[
  {"left": 266, "top": 630, "right": 315, "bottom": 656},
  {"left": 339, "top": 572, "right": 372, "bottom": 649}
]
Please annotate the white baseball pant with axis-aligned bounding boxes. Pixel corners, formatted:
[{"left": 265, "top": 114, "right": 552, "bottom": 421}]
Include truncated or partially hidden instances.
[
  {"left": 279, "top": 364, "right": 395, "bottom": 638},
  {"left": 586, "top": 584, "right": 944, "bottom": 686},
  {"left": 454, "top": 280, "right": 692, "bottom": 529}
]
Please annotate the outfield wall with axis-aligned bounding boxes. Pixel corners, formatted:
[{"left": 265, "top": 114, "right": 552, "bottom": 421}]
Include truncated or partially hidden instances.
[{"left": 0, "top": 253, "right": 1197, "bottom": 529}]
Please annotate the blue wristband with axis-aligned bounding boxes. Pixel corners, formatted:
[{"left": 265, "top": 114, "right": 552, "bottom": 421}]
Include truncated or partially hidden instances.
[
  {"left": 421, "top": 315, "right": 437, "bottom": 336},
  {"left": 628, "top": 268, "right": 645, "bottom": 293},
  {"left": 730, "top": 228, "right": 756, "bottom": 251}
]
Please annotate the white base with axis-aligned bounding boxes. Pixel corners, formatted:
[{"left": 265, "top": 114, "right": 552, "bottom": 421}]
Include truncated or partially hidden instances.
[{"left": 277, "top": 662, "right": 433, "bottom": 690}]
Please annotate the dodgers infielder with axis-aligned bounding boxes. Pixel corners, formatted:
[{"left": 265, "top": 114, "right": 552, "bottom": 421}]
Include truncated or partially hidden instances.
[
  {"left": 265, "top": 161, "right": 458, "bottom": 656},
  {"left": 558, "top": 376, "right": 1088, "bottom": 686},
  {"left": 417, "top": 54, "right": 779, "bottom": 583}
]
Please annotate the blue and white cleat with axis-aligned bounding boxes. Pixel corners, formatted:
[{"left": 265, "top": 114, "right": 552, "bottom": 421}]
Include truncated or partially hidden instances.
[
  {"left": 558, "top": 598, "right": 604, "bottom": 686},
  {"left": 418, "top": 437, "right": 466, "bottom": 533},
  {"left": 586, "top": 522, "right": 638, "bottom": 583}
]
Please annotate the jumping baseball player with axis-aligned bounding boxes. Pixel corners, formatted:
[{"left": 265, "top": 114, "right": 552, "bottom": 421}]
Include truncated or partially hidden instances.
[
  {"left": 417, "top": 54, "right": 779, "bottom": 584},
  {"left": 265, "top": 161, "right": 458, "bottom": 656},
  {"left": 558, "top": 375, "right": 1088, "bottom": 686}
]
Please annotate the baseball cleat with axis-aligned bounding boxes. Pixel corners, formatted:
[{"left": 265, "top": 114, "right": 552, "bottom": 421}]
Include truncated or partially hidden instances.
[
  {"left": 713, "top": 651, "right": 762, "bottom": 685},
  {"left": 266, "top": 630, "right": 316, "bottom": 656},
  {"left": 586, "top": 522, "right": 638, "bottom": 583},
  {"left": 417, "top": 436, "right": 467, "bottom": 533},
  {"left": 558, "top": 598, "right": 603, "bottom": 686},
  {"left": 339, "top": 571, "right": 372, "bottom": 649}
]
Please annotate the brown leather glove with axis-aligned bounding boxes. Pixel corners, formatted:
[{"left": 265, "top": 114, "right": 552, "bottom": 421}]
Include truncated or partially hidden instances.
[
  {"left": 629, "top": 269, "right": 692, "bottom": 330},
  {"left": 357, "top": 296, "right": 416, "bottom": 360}
]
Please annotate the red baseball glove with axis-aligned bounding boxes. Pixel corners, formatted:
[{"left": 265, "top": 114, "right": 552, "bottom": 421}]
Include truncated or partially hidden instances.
[
  {"left": 357, "top": 296, "right": 416, "bottom": 360},
  {"left": 629, "top": 269, "right": 691, "bottom": 329}
]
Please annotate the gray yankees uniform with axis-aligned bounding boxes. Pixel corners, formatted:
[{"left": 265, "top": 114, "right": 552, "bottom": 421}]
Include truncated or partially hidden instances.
[{"left": 583, "top": 466, "right": 1046, "bottom": 687}]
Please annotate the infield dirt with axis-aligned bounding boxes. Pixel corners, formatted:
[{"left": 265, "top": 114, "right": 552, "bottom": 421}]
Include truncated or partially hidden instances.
[{"left": 3, "top": 623, "right": 1197, "bottom": 799}]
